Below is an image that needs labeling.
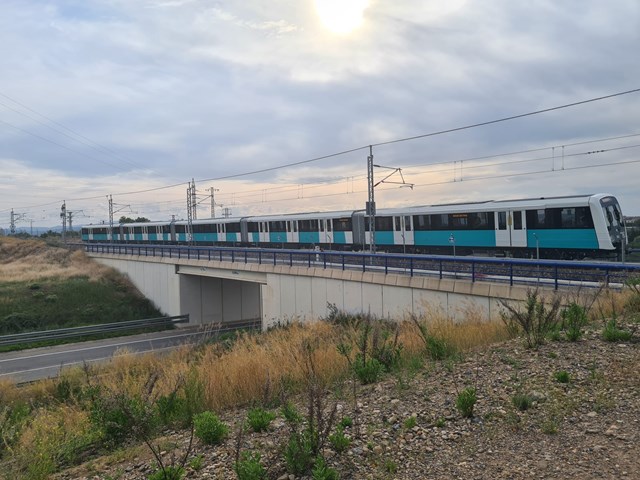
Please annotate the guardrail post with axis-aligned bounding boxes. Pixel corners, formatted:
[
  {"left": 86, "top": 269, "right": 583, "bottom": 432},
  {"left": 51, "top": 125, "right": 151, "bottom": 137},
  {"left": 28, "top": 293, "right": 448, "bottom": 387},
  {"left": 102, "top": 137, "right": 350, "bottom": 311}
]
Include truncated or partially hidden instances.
[
  {"left": 362, "top": 255, "right": 366, "bottom": 272},
  {"left": 289, "top": 252, "right": 293, "bottom": 267},
  {"left": 471, "top": 262, "right": 475, "bottom": 283},
  {"left": 510, "top": 263, "right": 514, "bottom": 286},
  {"left": 554, "top": 265, "right": 559, "bottom": 290},
  {"left": 273, "top": 252, "right": 277, "bottom": 266},
  {"left": 258, "top": 251, "right": 262, "bottom": 264},
  {"left": 385, "top": 256, "right": 388, "bottom": 275},
  {"left": 410, "top": 258, "right": 414, "bottom": 276},
  {"left": 439, "top": 259, "right": 443, "bottom": 279}
]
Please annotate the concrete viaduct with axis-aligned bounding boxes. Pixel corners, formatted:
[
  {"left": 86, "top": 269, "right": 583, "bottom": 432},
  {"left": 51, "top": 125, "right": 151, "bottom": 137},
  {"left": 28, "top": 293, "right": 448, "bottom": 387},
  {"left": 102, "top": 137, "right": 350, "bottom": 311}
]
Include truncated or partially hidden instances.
[{"left": 88, "top": 250, "right": 538, "bottom": 329}]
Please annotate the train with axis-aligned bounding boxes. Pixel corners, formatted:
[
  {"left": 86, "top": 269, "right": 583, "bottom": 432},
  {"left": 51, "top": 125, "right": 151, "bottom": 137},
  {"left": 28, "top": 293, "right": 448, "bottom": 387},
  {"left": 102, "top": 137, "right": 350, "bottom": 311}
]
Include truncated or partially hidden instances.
[{"left": 81, "top": 193, "right": 629, "bottom": 259}]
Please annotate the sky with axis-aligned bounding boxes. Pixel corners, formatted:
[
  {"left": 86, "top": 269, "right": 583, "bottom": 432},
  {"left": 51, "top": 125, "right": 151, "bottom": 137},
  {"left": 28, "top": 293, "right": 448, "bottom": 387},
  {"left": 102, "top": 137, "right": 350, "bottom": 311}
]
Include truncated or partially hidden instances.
[{"left": 1, "top": 0, "right": 639, "bottom": 232}]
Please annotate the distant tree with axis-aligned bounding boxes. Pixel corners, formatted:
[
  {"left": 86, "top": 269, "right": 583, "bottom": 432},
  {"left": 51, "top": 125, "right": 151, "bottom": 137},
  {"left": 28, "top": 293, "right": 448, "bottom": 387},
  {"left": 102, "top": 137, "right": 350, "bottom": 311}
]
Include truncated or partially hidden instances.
[{"left": 119, "top": 216, "right": 150, "bottom": 224}]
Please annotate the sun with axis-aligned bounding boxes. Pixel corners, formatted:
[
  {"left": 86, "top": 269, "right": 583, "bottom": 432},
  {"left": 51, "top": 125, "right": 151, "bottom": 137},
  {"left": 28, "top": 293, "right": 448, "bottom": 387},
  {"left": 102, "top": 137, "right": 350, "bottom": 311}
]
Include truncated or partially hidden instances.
[{"left": 314, "top": 0, "right": 369, "bottom": 35}]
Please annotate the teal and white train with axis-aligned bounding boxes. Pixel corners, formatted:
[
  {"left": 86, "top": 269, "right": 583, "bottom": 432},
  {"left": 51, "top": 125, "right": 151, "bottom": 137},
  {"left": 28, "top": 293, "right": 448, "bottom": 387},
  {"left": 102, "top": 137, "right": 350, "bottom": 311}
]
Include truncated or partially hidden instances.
[{"left": 81, "top": 193, "right": 628, "bottom": 259}]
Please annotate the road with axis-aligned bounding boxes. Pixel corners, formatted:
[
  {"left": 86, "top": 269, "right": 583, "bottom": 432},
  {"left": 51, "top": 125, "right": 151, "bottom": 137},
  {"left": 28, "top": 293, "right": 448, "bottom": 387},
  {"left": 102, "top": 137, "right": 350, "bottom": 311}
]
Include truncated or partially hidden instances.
[{"left": 0, "top": 327, "right": 215, "bottom": 383}]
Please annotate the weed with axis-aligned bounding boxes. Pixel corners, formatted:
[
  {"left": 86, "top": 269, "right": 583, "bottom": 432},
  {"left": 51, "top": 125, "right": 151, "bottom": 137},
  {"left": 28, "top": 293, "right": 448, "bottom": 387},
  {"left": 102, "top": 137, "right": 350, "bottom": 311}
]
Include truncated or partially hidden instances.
[
  {"left": 456, "top": 387, "right": 477, "bottom": 418},
  {"left": 561, "top": 303, "right": 589, "bottom": 341},
  {"left": 602, "top": 319, "right": 632, "bottom": 342},
  {"left": 541, "top": 418, "right": 559, "bottom": 435},
  {"left": 328, "top": 426, "right": 351, "bottom": 454},
  {"left": 512, "top": 393, "right": 533, "bottom": 411},
  {"left": 311, "top": 457, "right": 339, "bottom": 480},
  {"left": 235, "top": 451, "right": 266, "bottom": 480},
  {"left": 147, "top": 465, "right": 185, "bottom": 480},
  {"left": 500, "top": 290, "right": 562, "bottom": 349},
  {"left": 338, "top": 416, "right": 353, "bottom": 429},
  {"left": 435, "top": 417, "right": 446, "bottom": 428},
  {"left": 193, "top": 411, "right": 229, "bottom": 445},
  {"left": 246, "top": 407, "right": 276, "bottom": 433},
  {"left": 281, "top": 401, "right": 302, "bottom": 424},
  {"left": 385, "top": 459, "right": 398, "bottom": 474},
  {"left": 403, "top": 416, "right": 417, "bottom": 429},
  {"left": 554, "top": 370, "right": 570, "bottom": 384},
  {"left": 188, "top": 454, "right": 204, "bottom": 471},
  {"left": 353, "top": 355, "right": 383, "bottom": 385}
]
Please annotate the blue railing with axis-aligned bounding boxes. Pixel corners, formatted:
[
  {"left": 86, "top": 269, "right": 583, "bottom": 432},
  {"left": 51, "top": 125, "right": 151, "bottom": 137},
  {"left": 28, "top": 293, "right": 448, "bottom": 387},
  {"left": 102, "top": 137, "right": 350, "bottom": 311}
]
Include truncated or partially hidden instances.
[{"left": 83, "top": 243, "right": 640, "bottom": 290}]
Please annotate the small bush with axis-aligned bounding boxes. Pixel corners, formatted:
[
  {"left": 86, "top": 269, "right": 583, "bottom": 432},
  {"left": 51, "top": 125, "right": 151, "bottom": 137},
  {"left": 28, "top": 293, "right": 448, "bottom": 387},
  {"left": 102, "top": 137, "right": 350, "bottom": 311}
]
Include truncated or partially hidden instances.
[
  {"left": 312, "top": 457, "right": 339, "bottom": 480},
  {"left": 328, "top": 426, "right": 350, "bottom": 454},
  {"left": 403, "top": 416, "right": 417, "bottom": 429},
  {"left": 354, "top": 355, "right": 383, "bottom": 385},
  {"left": 554, "top": 370, "right": 570, "bottom": 384},
  {"left": 602, "top": 319, "right": 632, "bottom": 342},
  {"left": 193, "top": 411, "right": 228, "bottom": 445},
  {"left": 455, "top": 387, "right": 477, "bottom": 418},
  {"left": 188, "top": 455, "right": 204, "bottom": 471},
  {"left": 284, "top": 430, "right": 315, "bottom": 476},
  {"left": 561, "top": 303, "right": 588, "bottom": 341},
  {"left": 246, "top": 407, "right": 276, "bottom": 433},
  {"left": 235, "top": 451, "right": 266, "bottom": 480},
  {"left": 500, "top": 290, "right": 562, "bottom": 348},
  {"left": 147, "top": 465, "right": 185, "bottom": 480},
  {"left": 281, "top": 401, "right": 302, "bottom": 425},
  {"left": 541, "top": 418, "right": 559, "bottom": 435},
  {"left": 435, "top": 417, "right": 446, "bottom": 428},
  {"left": 338, "top": 416, "right": 352, "bottom": 429},
  {"left": 512, "top": 393, "right": 533, "bottom": 411},
  {"left": 385, "top": 460, "right": 398, "bottom": 474}
]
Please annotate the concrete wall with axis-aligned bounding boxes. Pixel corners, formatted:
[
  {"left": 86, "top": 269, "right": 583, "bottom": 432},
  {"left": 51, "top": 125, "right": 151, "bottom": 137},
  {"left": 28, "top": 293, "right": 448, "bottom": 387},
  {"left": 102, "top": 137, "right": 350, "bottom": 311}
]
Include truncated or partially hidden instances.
[{"left": 91, "top": 253, "right": 540, "bottom": 331}]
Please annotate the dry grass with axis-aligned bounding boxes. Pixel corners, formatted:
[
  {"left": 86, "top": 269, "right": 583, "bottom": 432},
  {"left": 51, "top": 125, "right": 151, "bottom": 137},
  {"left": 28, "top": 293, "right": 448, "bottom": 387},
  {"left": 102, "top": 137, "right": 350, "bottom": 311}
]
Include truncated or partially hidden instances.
[{"left": 0, "top": 237, "right": 111, "bottom": 283}]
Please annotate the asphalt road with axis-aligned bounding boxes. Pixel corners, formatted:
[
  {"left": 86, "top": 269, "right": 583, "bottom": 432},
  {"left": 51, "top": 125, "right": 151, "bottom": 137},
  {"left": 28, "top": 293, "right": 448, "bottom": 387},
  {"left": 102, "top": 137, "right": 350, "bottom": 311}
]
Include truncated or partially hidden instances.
[{"left": 0, "top": 327, "right": 209, "bottom": 383}]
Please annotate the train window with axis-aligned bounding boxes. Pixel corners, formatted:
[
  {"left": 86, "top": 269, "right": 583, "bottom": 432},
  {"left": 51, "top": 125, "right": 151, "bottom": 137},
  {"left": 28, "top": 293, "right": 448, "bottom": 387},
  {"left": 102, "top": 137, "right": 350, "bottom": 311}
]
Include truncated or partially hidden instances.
[
  {"left": 430, "top": 214, "right": 449, "bottom": 230},
  {"left": 497, "top": 212, "right": 507, "bottom": 230},
  {"left": 320, "top": 220, "right": 325, "bottom": 232},
  {"left": 526, "top": 209, "right": 545, "bottom": 229},
  {"left": 394, "top": 217, "right": 401, "bottom": 231},
  {"left": 269, "top": 221, "right": 286, "bottom": 231},
  {"left": 413, "top": 215, "right": 430, "bottom": 231},
  {"left": 404, "top": 216, "right": 412, "bottom": 231},
  {"left": 247, "top": 222, "right": 259, "bottom": 233},
  {"left": 375, "top": 216, "right": 394, "bottom": 231},
  {"left": 468, "top": 212, "right": 492, "bottom": 230},
  {"left": 327, "top": 219, "right": 332, "bottom": 232},
  {"left": 450, "top": 213, "right": 468, "bottom": 229},
  {"left": 513, "top": 211, "right": 522, "bottom": 230},
  {"left": 334, "top": 217, "right": 352, "bottom": 231},
  {"left": 227, "top": 222, "right": 241, "bottom": 233},
  {"left": 299, "top": 219, "right": 318, "bottom": 232}
]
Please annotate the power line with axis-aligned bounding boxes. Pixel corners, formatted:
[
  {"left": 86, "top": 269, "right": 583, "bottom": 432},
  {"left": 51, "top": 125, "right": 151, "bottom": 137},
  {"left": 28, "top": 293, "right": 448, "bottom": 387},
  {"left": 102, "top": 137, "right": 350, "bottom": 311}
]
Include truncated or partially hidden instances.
[{"left": 371, "top": 88, "right": 640, "bottom": 147}]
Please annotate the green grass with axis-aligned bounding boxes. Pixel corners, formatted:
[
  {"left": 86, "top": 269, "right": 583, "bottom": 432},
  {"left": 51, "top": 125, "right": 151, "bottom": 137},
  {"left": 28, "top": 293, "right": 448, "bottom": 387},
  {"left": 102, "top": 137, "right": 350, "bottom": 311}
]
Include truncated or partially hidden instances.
[{"left": 0, "top": 277, "right": 162, "bottom": 335}]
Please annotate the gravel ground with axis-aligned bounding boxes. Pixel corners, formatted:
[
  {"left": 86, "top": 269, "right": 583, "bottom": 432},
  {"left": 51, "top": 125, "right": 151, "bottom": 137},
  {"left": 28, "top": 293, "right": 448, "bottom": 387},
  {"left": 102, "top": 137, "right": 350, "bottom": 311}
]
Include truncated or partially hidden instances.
[{"left": 55, "top": 324, "right": 639, "bottom": 480}]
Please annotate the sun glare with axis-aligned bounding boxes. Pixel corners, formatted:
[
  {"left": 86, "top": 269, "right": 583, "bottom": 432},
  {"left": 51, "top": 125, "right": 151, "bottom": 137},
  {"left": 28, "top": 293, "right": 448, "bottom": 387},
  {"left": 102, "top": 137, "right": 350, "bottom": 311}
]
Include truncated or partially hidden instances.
[{"left": 314, "top": 0, "right": 369, "bottom": 35}]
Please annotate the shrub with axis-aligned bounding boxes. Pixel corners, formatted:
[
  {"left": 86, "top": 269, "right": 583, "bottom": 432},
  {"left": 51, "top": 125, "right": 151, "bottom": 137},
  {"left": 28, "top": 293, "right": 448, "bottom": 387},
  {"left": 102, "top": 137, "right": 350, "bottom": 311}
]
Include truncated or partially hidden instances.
[
  {"left": 235, "top": 451, "right": 266, "bottom": 480},
  {"left": 500, "top": 290, "right": 562, "bottom": 348},
  {"left": 385, "top": 460, "right": 398, "bottom": 474},
  {"left": 455, "top": 387, "right": 477, "bottom": 418},
  {"left": 512, "top": 393, "right": 533, "bottom": 411},
  {"left": 561, "top": 303, "right": 588, "bottom": 341},
  {"left": 328, "top": 426, "right": 350, "bottom": 453},
  {"left": 281, "top": 401, "right": 302, "bottom": 425},
  {"left": 89, "top": 392, "right": 157, "bottom": 448},
  {"left": 338, "top": 416, "right": 352, "bottom": 429},
  {"left": 147, "top": 465, "right": 185, "bottom": 480},
  {"left": 602, "top": 319, "right": 632, "bottom": 342},
  {"left": 193, "top": 411, "right": 229, "bottom": 445},
  {"left": 285, "top": 430, "right": 316, "bottom": 475},
  {"left": 188, "top": 455, "right": 204, "bottom": 471},
  {"left": 554, "top": 370, "right": 570, "bottom": 384},
  {"left": 353, "top": 355, "right": 383, "bottom": 385},
  {"left": 246, "top": 407, "right": 276, "bottom": 433},
  {"left": 311, "top": 457, "right": 339, "bottom": 480},
  {"left": 403, "top": 416, "right": 417, "bottom": 429}
]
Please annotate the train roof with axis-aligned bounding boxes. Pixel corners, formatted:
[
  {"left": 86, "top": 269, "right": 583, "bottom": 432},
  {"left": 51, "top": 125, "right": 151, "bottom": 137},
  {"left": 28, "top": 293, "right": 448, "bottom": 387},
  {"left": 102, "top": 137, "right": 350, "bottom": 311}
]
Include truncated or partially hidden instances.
[{"left": 244, "top": 210, "right": 357, "bottom": 222}]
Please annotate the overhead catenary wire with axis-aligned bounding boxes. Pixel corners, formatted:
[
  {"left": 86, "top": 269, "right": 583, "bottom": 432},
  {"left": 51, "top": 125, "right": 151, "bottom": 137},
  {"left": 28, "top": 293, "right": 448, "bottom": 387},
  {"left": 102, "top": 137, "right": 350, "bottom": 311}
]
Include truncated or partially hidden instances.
[{"left": 3, "top": 88, "right": 640, "bottom": 220}]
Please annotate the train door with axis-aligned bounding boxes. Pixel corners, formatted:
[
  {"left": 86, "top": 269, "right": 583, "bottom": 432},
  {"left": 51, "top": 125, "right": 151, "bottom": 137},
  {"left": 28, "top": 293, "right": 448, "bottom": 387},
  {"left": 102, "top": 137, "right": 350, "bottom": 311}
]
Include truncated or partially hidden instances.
[
  {"left": 494, "top": 210, "right": 527, "bottom": 248},
  {"left": 393, "top": 216, "right": 414, "bottom": 250},
  {"left": 288, "top": 220, "right": 299, "bottom": 244}
]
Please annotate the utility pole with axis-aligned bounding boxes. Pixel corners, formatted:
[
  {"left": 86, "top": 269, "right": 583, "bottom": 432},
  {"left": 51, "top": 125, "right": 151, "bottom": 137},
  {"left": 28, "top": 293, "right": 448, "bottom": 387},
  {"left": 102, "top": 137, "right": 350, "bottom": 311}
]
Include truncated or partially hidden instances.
[
  {"left": 108, "top": 195, "right": 114, "bottom": 242},
  {"left": 9, "top": 209, "right": 27, "bottom": 235},
  {"left": 60, "top": 201, "right": 67, "bottom": 243},
  {"left": 191, "top": 178, "right": 197, "bottom": 220},
  {"left": 210, "top": 186, "right": 219, "bottom": 218},
  {"left": 186, "top": 182, "right": 194, "bottom": 245},
  {"left": 223, "top": 207, "right": 231, "bottom": 218},
  {"left": 366, "top": 145, "right": 376, "bottom": 253}
]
